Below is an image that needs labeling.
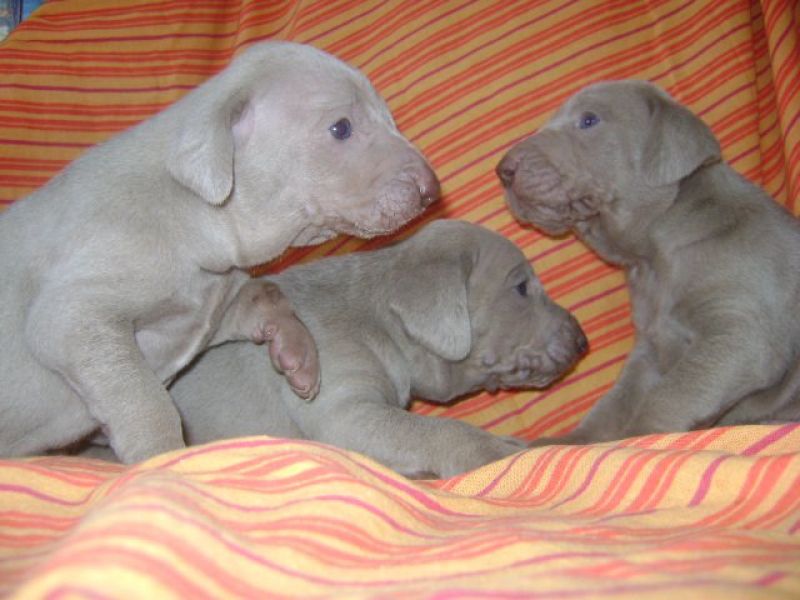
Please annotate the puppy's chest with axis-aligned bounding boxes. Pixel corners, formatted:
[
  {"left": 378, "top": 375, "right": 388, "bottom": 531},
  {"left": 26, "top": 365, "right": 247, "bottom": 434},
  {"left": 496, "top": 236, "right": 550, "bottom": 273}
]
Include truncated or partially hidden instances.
[
  {"left": 135, "top": 271, "right": 246, "bottom": 383},
  {"left": 628, "top": 263, "right": 694, "bottom": 372}
]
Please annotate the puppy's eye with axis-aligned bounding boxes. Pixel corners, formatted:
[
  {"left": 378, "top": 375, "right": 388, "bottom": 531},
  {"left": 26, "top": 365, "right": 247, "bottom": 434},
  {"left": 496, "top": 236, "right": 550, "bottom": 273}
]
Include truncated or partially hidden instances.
[
  {"left": 329, "top": 118, "right": 352, "bottom": 140},
  {"left": 578, "top": 112, "right": 599, "bottom": 130},
  {"left": 515, "top": 280, "right": 528, "bottom": 297}
]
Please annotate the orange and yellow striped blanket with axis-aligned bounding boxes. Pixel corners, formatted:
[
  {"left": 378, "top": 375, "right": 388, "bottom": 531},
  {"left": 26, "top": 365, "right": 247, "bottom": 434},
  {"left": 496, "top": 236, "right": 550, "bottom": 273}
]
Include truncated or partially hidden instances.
[{"left": 0, "top": 1, "right": 799, "bottom": 597}]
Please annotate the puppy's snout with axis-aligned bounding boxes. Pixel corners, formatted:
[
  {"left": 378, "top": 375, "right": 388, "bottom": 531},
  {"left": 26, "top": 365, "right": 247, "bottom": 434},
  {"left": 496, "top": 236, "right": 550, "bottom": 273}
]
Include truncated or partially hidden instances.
[
  {"left": 564, "top": 316, "right": 589, "bottom": 359},
  {"left": 574, "top": 321, "right": 589, "bottom": 356},
  {"left": 415, "top": 165, "right": 441, "bottom": 207},
  {"left": 547, "top": 314, "right": 588, "bottom": 367},
  {"left": 496, "top": 154, "right": 518, "bottom": 188}
]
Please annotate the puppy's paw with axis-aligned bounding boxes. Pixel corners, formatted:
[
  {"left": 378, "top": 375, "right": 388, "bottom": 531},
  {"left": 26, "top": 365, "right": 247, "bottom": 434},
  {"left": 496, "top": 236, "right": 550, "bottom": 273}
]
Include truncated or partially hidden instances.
[
  {"left": 227, "top": 280, "right": 321, "bottom": 400},
  {"left": 263, "top": 311, "right": 320, "bottom": 401},
  {"left": 439, "top": 434, "right": 526, "bottom": 479}
]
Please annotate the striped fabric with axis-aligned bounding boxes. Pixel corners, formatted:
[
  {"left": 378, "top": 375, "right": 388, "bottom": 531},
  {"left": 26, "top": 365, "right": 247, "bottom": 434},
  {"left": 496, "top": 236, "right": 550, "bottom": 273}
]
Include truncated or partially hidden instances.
[
  {"left": 0, "top": 0, "right": 798, "bottom": 597},
  {"left": 0, "top": 427, "right": 799, "bottom": 598}
]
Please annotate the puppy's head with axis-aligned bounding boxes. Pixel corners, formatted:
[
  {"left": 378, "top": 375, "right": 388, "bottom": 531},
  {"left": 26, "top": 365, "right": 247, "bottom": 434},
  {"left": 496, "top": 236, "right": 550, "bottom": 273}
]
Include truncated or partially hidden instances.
[
  {"left": 497, "top": 80, "right": 720, "bottom": 237},
  {"left": 387, "top": 220, "right": 587, "bottom": 402},
  {"left": 167, "top": 42, "right": 438, "bottom": 262}
]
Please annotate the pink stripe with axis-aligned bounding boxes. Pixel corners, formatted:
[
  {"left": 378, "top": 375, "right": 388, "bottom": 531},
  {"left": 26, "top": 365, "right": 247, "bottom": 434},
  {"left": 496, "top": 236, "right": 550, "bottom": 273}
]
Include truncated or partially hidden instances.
[
  {"left": 0, "top": 483, "right": 90, "bottom": 507},
  {"left": 15, "top": 32, "right": 234, "bottom": 44},
  {"left": 650, "top": 22, "right": 749, "bottom": 90},
  {"left": 383, "top": 0, "right": 580, "bottom": 103},
  {"left": 755, "top": 571, "right": 788, "bottom": 587},
  {"left": 431, "top": 576, "right": 787, "bottom": 599},
  {"left": 568, "top": 283, "right": 627, "bottom": 312},
  {"left": 742, "top": 423, "right": 799, "bottom": 456},
  {"left": 767, "top": 9, "right": 795, "bottom": 80},
  {"left": 357, "top": 0, "right": 483, "bottom": 70},
  {"left": 531, "top": 237, "right": 580, "bottom": 262},
  {"left": 156, "top": 437, "right": 470, "bottom": 516},
  {"left": 0, "top": 82, "right": 196, "bottom": 94},
  {"left": 0, "top": 138, "right": 92, "bottom": 149},
  {"left": 728, "top": 144, "right": 762, "bottom": 170},
  {"left": 789, "top": 518, "right": 800, "bottom": 534},
  {"left": 425, "top": 23, "right": 754, "bottom": 193},
  {"left": 475, "top": 451, "right": 527, "bottom": 497},
  {"left": 305, "top": 1, "right": 389, "bottom": 47},
  {"left": 550, "top": 446, "right": 621, "bottom": 509},
  {"left": 78, "top": 499, "right": 650, "bottom": 590},
  {"left": 46, "top": 587, "right": 111, "bottom": 600},
  {"left": 688, "top": 455, "right": 729, "bottom": 506},
  {"left": 785, "top": 107, "right": 800, "bottom": 138},
  {"left": 409, "top": 0, "right": 695, "bottom": 142},
  {"left": 104, "top": 501, "right": 430, "bottom": 588},
  {"left": 697, "top": 82, "right": 753, "bottom": 121},
  {"left": 135, "top": 477, "right": 438, "bottom": 539}
]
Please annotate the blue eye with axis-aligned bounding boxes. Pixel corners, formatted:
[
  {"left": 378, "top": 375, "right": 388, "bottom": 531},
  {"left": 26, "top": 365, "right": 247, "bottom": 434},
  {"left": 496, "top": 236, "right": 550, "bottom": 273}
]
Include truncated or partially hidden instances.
[
  {"left": 329, "top": 118, "right": 352, "bottom": 140},
  {"left": 515, "top": 280, "right": 528, "bottom": 297},
  {"left": 578, "top": 112, "right": 599, "bottom": 130}
]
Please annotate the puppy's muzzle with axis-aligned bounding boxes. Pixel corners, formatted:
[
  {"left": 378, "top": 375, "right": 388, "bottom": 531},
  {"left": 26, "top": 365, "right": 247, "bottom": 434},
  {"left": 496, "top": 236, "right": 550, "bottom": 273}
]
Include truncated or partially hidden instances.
[
  {"left": 546, "top": 315, "right": 588, "bottom": 369},
  {"left": 341, "top": 162, "right": 440, "bottom": 238},
  {"left": 483, "top": 314, "right": 588, "bottom": 391},
  {"left": 496, "top": 142, "right": 578, "bottom": 235}
]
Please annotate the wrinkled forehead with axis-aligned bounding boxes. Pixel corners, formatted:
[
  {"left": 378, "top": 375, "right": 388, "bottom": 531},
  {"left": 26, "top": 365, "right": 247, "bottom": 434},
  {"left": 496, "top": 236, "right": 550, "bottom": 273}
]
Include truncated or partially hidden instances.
[
  {"left": 474, "top": 234, "right": 538, "bottom": 278},
  {"left": 555, "top": 82, "right": 651, "bottom": 121},
  {"left": 269, "top": 66, "right": 394, "bottom": 124}
]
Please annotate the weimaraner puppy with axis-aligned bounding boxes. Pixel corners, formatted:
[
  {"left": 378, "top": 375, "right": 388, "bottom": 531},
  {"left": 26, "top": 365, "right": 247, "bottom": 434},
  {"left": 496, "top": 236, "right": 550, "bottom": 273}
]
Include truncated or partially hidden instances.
[
  {"left": 159, "top": 220, "right": 586, "bottom": 478},
  {"left": 497, "top": 80, "right": 800, "bottom": 444},
  {"left": 0, "top": 42, "right": 438, "bottom": 463}
]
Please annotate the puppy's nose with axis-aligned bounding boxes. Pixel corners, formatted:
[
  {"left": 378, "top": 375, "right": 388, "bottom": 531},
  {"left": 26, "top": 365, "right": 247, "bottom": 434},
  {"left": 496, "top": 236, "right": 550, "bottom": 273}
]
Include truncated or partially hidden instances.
[
  {"left": 563, "top": 315, "right": 589, "bottom": 357},
  {"left": 575, "top": 326, "right": 589, "bottom": 356},
  {"left": 416, "top": 165, "right": 441, "bottom": 207},
  {"left": 496, "top": 154, "right": 517, "bottom": 188}
]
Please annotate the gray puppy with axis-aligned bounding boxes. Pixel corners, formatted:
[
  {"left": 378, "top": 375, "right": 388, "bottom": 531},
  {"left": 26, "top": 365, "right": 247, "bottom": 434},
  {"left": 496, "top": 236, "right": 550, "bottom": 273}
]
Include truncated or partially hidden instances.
[
  {"left": 0, "top": 42, "right": 438, "bottom": 463},
  {"left": 498, "top": 80, "right": 800, "bottom": 444},
  {"left": 165, "top": 220, "right": 587, "bottom": 478}
]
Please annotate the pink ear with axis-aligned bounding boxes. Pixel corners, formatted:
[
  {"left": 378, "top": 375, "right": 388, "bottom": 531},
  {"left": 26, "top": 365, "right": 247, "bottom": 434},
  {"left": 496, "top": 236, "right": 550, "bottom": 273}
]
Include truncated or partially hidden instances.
[{"left": 232, "top": 102, "right": 255, "bottom": 146}]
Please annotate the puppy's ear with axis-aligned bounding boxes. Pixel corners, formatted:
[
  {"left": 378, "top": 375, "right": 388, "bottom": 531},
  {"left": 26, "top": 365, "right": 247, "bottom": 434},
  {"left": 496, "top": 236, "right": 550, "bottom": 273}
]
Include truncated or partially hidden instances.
[
  {"left": 167, "top": 93, "right": 252, "bottom": 206},
  {"left": 388, "top": 260, "right": 472, "bottom": 362},
  {"left": 640, "top": 87, "right": 721, "bottom": 187}
]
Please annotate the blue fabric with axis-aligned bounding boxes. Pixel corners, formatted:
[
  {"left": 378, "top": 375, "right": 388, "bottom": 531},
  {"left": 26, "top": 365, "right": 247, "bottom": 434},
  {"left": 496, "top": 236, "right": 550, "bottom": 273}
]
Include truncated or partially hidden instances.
[
  {"left": 1, "top": 0, "right": 42, "bottom": 40},
  {"left": 22, "top": 0, "right": 41, "bottom": 20}
]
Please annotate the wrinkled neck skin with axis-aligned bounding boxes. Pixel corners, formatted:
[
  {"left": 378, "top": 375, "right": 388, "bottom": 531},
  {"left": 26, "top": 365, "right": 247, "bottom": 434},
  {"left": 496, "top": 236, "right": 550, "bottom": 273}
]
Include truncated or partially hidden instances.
[
  {"left": 153, "top": 185, "right": 311, "bottom": 275},
  {"left": 573, "top": 181, "right": 680, "bottom": 268},
  {"left": 196, "top": 170, "right": 328, "bottom": 273},
  {"left": 403, "top": 346, "right": 490, "bottom": 405}
]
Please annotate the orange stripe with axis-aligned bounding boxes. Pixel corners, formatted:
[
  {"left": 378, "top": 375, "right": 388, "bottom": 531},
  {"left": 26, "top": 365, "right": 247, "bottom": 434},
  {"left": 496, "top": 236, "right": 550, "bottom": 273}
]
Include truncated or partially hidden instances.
[
  {"left": 427, "top": 23, "right": 753, "bottom": 166},
  {"left": 394, "top": 1, "right": 742, "bottom": 130},
  {"left": 519, "top": 385, "right": 612, "bottom": 439}
]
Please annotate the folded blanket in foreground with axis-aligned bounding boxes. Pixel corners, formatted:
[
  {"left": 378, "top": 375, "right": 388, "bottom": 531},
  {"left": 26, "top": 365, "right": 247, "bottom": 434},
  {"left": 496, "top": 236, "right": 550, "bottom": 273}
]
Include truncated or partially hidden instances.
[{"left": 0, "top": 426, "right": 799, "bottom": 598}]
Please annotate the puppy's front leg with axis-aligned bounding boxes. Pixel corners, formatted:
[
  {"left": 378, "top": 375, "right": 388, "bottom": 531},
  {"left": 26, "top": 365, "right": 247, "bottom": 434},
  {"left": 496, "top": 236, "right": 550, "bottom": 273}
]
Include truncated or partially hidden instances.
[
  {"left": 308, "top": 399, "right": 526, "bottom": 479},
  {"left": 618, "top": 327, "right": 785, "bottom": 437},
  {"left": 210, "top": 279, "right": 320, "bottom": 400},
  {"left": 533, "top": 324, "right": 784, "bottom": 445},
  {"left": 26, "top": 298, "right": 184, "bottom": 463}
]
